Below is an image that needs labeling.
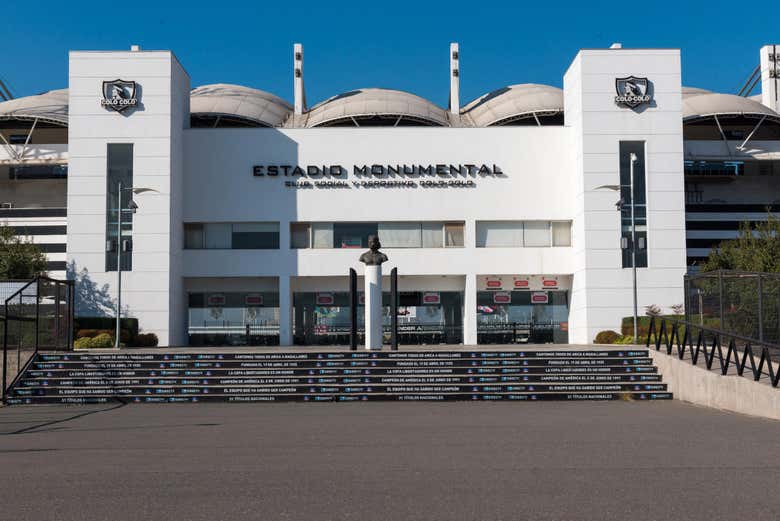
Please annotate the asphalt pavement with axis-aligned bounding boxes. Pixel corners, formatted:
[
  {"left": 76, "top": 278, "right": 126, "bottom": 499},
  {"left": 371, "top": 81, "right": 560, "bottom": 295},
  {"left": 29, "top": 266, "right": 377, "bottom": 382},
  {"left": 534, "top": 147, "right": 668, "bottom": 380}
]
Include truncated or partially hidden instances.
[{"left": 1, "top": 401, "right": 779, "bottom": 521}]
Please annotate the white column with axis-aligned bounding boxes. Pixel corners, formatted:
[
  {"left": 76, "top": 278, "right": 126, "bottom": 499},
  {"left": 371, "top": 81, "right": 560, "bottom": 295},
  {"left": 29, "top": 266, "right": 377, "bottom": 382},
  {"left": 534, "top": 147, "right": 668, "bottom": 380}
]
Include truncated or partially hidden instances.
[
  {"left": 293, "top": 43, "right": 305, "bottom": 116},
  {"left": 449, "top": 43, "right": 460, "bottom": 117},
  {"left": 760, "top": 45, "right": 779, "bottom": 111},
  {"left": 278, "top": 275, "right": 292, "bottom": 346},
  {"left": 364, "top": 265, "right": 383, "bottom": 350},
  {"left": 464, "top": 273, "right": 477, "bottom": 345}
]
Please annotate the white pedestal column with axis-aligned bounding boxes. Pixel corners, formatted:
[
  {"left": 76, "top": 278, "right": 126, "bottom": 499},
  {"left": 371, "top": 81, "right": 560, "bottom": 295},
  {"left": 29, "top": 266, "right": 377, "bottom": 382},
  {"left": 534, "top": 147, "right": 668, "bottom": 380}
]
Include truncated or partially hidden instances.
[
  {"left": 278, "top": 275, "right": 292, "bottom": 346},
  {"left": 364, "top": 265, "right": 383, "bottom": 350},
  {"left": 464, "top": 273, "right": 477, "bottom": 345}
]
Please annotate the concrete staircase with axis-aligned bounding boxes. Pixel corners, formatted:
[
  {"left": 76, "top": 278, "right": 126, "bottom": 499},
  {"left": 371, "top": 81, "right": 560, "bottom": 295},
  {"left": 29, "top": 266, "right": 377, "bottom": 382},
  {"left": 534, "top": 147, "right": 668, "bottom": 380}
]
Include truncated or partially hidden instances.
[{"left": 5, "top": 349, "right": 672, "bottom": 404}]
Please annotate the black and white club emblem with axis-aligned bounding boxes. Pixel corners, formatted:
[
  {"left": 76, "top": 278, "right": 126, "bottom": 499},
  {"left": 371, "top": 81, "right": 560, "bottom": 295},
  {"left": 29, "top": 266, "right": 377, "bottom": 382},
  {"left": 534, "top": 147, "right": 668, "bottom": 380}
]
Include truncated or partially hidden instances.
[
  {"left": 615, "top": 76, "right": 651, "bottom": 108},
  {"left": 100, "top": 79, "right": 138, "bottom": 112}
]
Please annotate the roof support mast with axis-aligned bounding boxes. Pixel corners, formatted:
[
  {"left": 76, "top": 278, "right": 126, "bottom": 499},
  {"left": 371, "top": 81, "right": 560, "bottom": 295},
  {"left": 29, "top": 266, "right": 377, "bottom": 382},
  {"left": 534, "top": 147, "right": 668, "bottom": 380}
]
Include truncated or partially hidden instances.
[
  {"left": 293, "top": 43, "right": 306, "bottom": 126},
  {"left": 449, "top": 43, "right": 460, "bottom": 125}
]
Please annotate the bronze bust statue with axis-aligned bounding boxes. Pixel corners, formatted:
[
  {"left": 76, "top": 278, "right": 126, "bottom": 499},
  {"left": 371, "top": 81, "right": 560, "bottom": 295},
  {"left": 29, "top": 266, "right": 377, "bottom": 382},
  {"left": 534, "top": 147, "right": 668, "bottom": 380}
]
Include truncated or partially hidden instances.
[{"left": 359, "top": 235, "right": 389, "bottom": 266}]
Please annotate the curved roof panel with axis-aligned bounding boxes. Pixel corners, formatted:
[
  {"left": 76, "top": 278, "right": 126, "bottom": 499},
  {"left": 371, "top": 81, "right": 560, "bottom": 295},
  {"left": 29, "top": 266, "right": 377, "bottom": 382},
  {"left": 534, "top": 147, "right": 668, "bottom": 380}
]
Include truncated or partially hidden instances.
[
  {"left": 305, "top": 88, "right": 448, "bottom": 127},
  {"left": 0, "top": 89, "right": 69, "bottom": 125},
  {"left": 461, "top": 84, "right": 563, "bottom": 126},
  {"left": 190, "top": 84, "right": 292, "bottom": 127},
  {"left": 681, "top": 86, "right": 712, "bottom": 98},
  {"left": 682, "top": 92, "right": 780, "bottom": 121}
]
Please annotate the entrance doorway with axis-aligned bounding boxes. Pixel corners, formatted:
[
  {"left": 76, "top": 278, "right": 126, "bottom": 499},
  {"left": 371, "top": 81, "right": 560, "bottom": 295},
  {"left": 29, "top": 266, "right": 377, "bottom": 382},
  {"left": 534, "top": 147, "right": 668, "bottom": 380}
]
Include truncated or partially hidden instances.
[
  {"left": 293, "top": 291, "right": 463, "bottom": 346},
  {"left": 476, "top": 290, "right": 569, "bottom": 344}
]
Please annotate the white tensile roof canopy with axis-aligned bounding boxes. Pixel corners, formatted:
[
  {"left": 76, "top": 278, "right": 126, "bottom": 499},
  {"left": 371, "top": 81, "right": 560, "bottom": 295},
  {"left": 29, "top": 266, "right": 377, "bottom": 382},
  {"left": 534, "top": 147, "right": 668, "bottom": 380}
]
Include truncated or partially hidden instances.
[{"left": 460, "top": 84, "right": 564, "bottom": 126}]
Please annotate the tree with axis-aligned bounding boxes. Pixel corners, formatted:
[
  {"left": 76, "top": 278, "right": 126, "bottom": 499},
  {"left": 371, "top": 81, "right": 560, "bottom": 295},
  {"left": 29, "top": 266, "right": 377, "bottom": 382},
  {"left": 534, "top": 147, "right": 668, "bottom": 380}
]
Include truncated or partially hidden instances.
[
  {"left": 702, "top": 213, "right": 780, "bottom": 272},
  {"left": 0, "top": 224, "right": 48, "bottom": 279}
]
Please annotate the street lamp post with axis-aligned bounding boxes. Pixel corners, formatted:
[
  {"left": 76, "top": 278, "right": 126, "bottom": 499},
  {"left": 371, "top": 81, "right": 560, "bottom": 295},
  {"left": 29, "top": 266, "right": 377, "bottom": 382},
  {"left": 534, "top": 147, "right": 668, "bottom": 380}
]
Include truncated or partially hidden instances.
[
  {"left": 114, "top": 182, "right": 157, "bottom": 348},
  {"left": 596, "top": 152, "right": 640, "bottom": 342}
]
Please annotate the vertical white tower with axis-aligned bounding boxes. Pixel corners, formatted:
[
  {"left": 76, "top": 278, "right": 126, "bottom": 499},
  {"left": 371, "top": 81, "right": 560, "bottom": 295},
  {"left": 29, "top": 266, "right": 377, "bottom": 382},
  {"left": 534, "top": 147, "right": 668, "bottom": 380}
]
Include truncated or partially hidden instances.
[
  {"left": 564, "top": 47, "right": 686, "bottom": 343},
  {"left": 67, "top": 48, "right": 190, "bottom": 346},
  {"left": 449, "top": 43, "right": 460, "bottom": 122},
  {"left": 294, "top": 43, "right": 306, "bottom": 117},
  {"left": 760, "top": 45, "right": 779, "bottom": 112}
]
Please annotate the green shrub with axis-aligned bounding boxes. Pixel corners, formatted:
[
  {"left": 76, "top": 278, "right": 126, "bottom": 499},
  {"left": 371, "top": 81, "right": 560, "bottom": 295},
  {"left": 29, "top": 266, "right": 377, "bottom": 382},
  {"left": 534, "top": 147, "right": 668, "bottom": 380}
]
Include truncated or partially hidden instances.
[
  {"left": 615, "top": 335, "right": 637, "bottom": 345},
  {"left": 74, "top": 337, "right": 93, "bottom": 350},
  {"left": 74, "top": 333, "right": 115, "bottom": 349},
  {"left": 76, "top": 328, "right": 131, "bottom": 342},
  {"left": 133, "top": 333, "right": 158, "bottom": 347},
  {"left": 89, "top": 333, "right": 114, "bottom": 348},
  {"left": 621, "top": 315, "right": 685, "bottom": 339},
  {"left": 594, "top": 330, "right": 622, "bottom": 344},
  {"left": 74, "top": 317, "right": 138, "bottom": 342}
]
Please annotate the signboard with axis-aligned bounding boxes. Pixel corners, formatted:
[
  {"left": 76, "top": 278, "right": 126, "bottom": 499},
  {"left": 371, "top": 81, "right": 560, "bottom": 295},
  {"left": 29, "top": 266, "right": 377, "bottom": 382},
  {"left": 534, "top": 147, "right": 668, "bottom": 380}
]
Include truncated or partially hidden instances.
[
  {"left": 513, "top": 279, "right": 529, "bottom": 289},
  {"left": 531, "top": 292, "right": 549, "bottom": 304},
  {"left": 493, "top": 292, "right": 511, "bottom": 304},
  {"left": 422, "top": 292, "right": 441, "bottom": 305},
  {"left": 245, "top": 294, "right": 264, "bottom": 306},
  {"left": 100, "top": 79, "right": 139, "bottom": 112},
  {"left": 316, "top": 293, "right": 335, "bottom": 306},
  {"left": 485, "top": 279, "right": 503, "bottom": 290},
  {"left": 207, "top": 294, "right": 226, "bottom": 307},
  {"left": 615, "top": 76, "right": 652, "bottom": 108}
]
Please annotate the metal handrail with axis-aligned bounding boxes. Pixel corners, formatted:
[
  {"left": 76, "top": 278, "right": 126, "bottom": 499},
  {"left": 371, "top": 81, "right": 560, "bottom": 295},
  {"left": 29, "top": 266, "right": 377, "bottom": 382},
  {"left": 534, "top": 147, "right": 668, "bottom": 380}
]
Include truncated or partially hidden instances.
[
  {"left": 3, "top": 275, "right": 74, "bottom": 403},
  {"left": 646, "top": 316, "right": 780, "bottom": 387}
]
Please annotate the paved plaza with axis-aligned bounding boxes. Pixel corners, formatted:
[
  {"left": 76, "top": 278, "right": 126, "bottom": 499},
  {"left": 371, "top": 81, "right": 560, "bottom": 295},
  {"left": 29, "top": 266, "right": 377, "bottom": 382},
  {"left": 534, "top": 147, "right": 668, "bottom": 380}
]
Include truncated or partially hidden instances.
[{"left": 1, "top": 401, "right": 779, "bottom": 520}]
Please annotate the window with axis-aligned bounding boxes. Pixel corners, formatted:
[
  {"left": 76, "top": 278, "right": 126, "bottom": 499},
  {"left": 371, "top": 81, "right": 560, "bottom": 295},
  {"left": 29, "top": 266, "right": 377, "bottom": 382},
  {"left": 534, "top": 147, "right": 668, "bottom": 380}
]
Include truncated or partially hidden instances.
[
  {"left": 552, "top": 222, "right": 572, "bottom": 246},
  {"left": 184, "top": 223, "right": 204, "bottom": 249},
  {"left": 185, "top": 222, "right": 280, "bottom": 249},
  {"left": 476, "top": 221, "right": 571, "bottom": 248},
  {"left": 378, "top": 222, "right": 422, "bottom": 248},
  {"left": 292, "top": 221, "right": 466, "bottom": 249},
  {"left": 204, "top": 223, "right": 231, "bottom": 249},
  {"left": 312, "top": 222, "right": 334, "bottom": 248},
  {"left": 9, "top": 165, "right": 68, "bottom": 180},
  {"left": 619, "top": 141, "right": 648, "bottom": 268},
  {"left": 444, "top": 222, "right": 464, "bottom": 247},
  {"left": 333, "top": 222, "right": 377, "bottom": 248},
  {"left": 232, "top": 222, "right": 279, "bottom": 249},
  {"left": 524, "top": 222, "right": 551, "bottom": 247},
  {"left": 105, "top": 144, "right": 133, "bottom": 271},
  {"left": 476, "top": 221, "right": 523, "bottom": 247},
  {"left": 422, "top": 222, "right": 443, "bottom": 248},
  {"left": 291, "top": 223, "right": 310, "bottom": 249}
]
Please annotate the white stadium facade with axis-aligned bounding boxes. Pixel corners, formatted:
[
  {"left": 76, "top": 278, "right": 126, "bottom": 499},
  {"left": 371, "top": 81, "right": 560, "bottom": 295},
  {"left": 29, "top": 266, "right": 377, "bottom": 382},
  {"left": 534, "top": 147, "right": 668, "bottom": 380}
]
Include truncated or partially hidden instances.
[{"left": 2, "top": 43, "right": 780, "bottom": 347}]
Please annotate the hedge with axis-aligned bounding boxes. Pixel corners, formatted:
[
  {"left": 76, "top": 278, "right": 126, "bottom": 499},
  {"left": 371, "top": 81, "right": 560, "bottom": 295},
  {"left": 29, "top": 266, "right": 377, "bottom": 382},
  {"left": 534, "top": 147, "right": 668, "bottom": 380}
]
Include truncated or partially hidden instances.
[{"left": 74, "top": 317, "right": 138, "bottom": 342}]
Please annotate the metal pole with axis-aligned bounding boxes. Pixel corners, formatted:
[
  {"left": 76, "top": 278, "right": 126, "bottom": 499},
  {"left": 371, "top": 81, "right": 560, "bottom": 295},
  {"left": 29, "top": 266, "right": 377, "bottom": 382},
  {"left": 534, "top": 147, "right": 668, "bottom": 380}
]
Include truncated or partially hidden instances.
[
  {"left": 758, "top": 274, "right": 764, "bottom": 342},
  {"left": 68, "top": 281, "right": 75, "bottom": 351},
  {"left": 390, "top": 267, "right": 398, "bottom": 351},
  {"left": 55, "top": 283, "right": 60, "bottom": 349},
  {"left": 630, "top": 154, "right": 638, "bottom": 341},
  {"left": 34, "top": 278, "right": 40, "bottom": 354},
  {"left": 2, "top": 301, "right": 8, "bottom": 403},
  {"left": 115, "top": 181, "right": 122, "bottom": 349},
  {"left": 718, "top": 270, "right": 725, "bottom": 331},
  {"left": 349, "top": 268, "right": 357, "bottom": 350}
]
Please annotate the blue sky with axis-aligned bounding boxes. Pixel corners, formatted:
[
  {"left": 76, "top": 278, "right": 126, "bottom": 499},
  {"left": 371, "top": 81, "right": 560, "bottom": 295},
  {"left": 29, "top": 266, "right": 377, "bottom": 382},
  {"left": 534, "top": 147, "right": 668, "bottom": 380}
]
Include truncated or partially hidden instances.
[{"left": 2, "top": 0, "right": 774, "bottom": 107}]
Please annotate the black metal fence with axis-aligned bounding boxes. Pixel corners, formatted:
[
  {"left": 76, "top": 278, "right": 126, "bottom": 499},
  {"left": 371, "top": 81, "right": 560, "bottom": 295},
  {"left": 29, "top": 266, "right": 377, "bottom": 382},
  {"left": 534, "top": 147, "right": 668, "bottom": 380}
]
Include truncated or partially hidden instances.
[
  {"left": 685, "top": 271, "right": 780, "bottom": 344},
  {"left": 2, "top": 276, "right": 74, "bottom": 403},
  {"left": 646, "top": 316, "right": 780, "bottom": 388}
]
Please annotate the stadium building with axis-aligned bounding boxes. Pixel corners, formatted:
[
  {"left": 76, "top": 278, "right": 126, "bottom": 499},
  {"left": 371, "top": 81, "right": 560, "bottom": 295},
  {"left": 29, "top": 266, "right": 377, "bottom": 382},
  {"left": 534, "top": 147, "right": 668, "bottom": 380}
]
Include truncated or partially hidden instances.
[{"left": 1, "top": 43, "right": 779, "bottom": 347}]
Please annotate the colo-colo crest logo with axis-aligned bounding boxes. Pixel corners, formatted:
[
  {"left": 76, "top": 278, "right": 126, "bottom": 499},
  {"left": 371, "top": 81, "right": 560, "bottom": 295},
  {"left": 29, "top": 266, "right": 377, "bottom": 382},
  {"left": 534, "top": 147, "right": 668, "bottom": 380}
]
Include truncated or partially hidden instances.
[
  {"left": 614, "top": 76, "right": 651, "bottom": 108},
  {"left": 101, "top": 79, "right": 138, "bottom": 112}
]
